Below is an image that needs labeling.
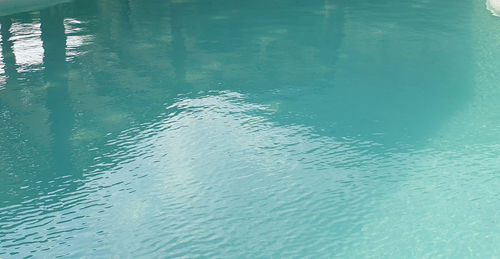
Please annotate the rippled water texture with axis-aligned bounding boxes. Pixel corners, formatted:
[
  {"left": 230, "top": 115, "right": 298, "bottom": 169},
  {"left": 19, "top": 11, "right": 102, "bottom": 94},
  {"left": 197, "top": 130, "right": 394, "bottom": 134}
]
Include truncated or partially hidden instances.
[{"left": 1, "top": 0, "right": 500, "bottom": 257}]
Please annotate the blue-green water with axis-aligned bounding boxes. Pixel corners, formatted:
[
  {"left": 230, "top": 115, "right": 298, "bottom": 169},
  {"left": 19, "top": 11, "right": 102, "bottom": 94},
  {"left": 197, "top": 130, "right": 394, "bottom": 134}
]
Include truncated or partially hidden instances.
[{"left": 1, "top": 0, "right": 500, "bottom": 257}]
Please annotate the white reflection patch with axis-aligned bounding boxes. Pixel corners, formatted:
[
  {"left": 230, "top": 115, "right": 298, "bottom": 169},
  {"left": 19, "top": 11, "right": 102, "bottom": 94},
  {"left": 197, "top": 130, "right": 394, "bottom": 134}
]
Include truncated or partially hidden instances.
[
  {"left": 64, "top": 18, "right": 93, "bottom": 61},
  {"left": 0, "top": 28, "right": 7, "bottom": 90},
  {"left": 10, "top": 21, "right": 44, "bottom": 72},
  {"left": 487, "top": 0, "right": 500, "bottom": 16}
]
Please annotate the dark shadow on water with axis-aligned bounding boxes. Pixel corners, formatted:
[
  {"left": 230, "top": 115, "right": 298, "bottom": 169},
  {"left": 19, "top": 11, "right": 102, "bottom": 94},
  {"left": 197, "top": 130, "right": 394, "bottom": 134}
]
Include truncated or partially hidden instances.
[
  {"left": 170, "top": 1, "right": 187, "bottom": 84},
  {"left": 41, "top": 5, "right": 74, "bottom": 176}
]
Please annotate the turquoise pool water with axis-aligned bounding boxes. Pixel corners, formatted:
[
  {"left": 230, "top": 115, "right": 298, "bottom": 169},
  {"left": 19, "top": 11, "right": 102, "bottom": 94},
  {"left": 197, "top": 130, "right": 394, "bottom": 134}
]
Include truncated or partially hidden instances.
[{"left": 1, "top": 0, "right": 500, "bottom": 257}]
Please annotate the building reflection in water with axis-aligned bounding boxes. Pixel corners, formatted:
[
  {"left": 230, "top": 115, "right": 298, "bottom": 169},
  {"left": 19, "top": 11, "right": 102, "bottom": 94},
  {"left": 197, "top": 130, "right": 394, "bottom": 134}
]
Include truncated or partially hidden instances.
[
  {"left": 0, "top": 5, "right": 80, "bottom": 208},
  {"left": 0, "top": 0, "right": 344, "bottom": 204}
]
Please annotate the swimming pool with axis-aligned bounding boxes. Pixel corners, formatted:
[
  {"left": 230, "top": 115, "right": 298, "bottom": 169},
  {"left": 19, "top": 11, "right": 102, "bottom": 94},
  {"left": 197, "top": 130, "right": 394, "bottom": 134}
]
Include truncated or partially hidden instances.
[{"left": 1, "top": 0, "right": 500, "bottom": 257}]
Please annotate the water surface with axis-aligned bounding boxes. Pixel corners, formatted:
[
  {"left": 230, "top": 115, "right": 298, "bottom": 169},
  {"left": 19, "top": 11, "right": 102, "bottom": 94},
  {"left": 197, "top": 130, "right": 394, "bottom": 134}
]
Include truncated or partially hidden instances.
[{"left": 1, "top": 0, "right": 500, "bottom": 257}]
